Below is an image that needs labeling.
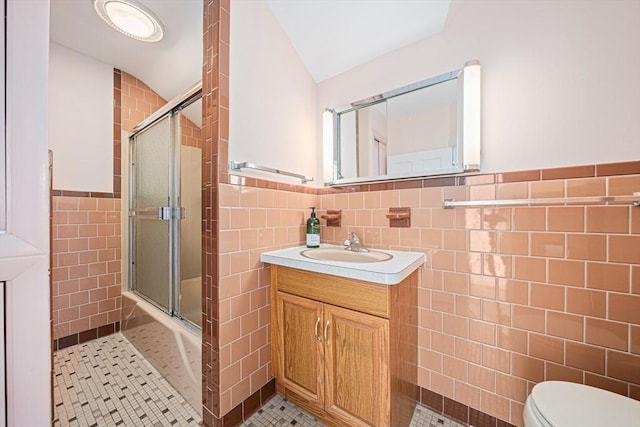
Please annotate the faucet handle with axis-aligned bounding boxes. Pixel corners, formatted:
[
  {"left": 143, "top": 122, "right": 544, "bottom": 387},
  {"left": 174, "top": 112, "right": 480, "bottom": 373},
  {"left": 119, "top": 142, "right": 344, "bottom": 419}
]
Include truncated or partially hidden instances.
[{"left": 344, "top": 232, "right": 358, "bottom": 247}]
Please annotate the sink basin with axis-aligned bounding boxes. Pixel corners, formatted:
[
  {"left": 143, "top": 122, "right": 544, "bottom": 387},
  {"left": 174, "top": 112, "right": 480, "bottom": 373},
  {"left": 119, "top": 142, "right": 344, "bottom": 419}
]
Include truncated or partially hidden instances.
[
  {"left": 262, "top": 245, "right": 425, "bottom": 284},
  {"left": 300, "top": 247, "right": 393, "bottom": 263}
]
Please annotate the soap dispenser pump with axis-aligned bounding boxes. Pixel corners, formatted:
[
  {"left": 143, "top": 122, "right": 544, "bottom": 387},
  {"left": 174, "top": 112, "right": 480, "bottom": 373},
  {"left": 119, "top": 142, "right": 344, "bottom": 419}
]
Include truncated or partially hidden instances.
[{"left": 306, "top": 207, "right": 320, "bottom": 248}]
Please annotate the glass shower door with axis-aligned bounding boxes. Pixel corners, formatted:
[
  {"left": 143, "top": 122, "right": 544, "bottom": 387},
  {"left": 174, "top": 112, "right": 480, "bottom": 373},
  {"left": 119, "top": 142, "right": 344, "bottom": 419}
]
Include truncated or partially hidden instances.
[
  {"left": 177, "top": 106, "right": 202, "bottom": 327},
  {"left": 129, "top": 115, "right": 176, "bottom": 312}
]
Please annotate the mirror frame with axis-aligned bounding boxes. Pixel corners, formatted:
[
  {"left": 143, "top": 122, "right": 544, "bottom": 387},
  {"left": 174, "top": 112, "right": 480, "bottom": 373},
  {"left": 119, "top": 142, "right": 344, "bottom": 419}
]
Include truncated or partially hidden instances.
[{"left": 324, "top": 60, "right": 481, "bottom": 186}]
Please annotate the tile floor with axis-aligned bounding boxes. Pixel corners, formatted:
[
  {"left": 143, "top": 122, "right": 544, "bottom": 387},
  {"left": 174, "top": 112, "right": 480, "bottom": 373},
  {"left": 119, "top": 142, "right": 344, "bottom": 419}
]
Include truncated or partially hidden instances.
[
  {"left": 54, "top": 333, "right": 201, "bottom": 426},
  {"left": 242, "top": 393, "right": 465, "bottom": 427},
  {"left": 54, "top": 333, "right": 464, "bottom": 427}
]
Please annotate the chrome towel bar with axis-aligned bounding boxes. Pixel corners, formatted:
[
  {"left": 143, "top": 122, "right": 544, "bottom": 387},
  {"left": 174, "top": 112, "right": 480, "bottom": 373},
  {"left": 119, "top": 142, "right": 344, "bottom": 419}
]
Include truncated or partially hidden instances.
[
  {"left": 230, "top": 161, "right": 313, "bottom": 184},
  {"left": 443, "top": 192, "right": 640, "bottom": 209}
]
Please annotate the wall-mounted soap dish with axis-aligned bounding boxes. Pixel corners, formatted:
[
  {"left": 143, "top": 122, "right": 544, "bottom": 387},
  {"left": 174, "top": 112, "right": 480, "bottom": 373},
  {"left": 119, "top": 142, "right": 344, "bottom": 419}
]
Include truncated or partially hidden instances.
[
  {"left": 386, "top": 207, "right": 411, "bottom": 228},
  {"left": 321, "top": 209, "right": 342, "bottom": 227}
]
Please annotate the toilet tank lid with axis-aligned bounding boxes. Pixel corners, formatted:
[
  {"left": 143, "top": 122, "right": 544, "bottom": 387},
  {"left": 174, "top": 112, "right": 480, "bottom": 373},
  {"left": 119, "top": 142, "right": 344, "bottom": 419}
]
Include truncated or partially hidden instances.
[{"left": 530, "top": 381, "right": 640, "bottom": 427}]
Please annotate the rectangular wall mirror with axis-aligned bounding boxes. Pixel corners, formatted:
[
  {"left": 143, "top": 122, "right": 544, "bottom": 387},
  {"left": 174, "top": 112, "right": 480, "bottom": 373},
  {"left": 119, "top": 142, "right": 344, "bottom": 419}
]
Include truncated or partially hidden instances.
[{"left": 324, "top": 60, "right": 481, "bottom": 185}]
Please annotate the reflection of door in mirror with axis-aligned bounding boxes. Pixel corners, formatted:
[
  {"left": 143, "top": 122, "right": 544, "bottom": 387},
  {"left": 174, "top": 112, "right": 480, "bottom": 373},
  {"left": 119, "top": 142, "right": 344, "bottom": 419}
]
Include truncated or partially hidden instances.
[
  {"left": 387, "top": 79, "right": 458, "bottom": 174},
  {"left": 373, "top": 136, "right": 387, "bottom": 176},
  {"left": 356, "top": 102, "right": 387, "bottom": 178}
]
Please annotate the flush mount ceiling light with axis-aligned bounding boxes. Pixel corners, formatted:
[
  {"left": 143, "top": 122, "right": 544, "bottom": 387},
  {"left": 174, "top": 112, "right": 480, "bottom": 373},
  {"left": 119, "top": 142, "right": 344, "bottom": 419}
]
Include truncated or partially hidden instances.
[{"left": 92, "top": 0, "right": 165, "bottom": 42}]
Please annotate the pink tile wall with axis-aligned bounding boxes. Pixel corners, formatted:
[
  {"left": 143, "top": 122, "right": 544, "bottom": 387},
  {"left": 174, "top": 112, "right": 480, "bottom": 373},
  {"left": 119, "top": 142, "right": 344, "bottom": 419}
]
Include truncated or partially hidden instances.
[
  {"left": 217, "top": 183, "right": 315, "bottom": 415},
  {"left": 318, "top": 173, "right": 640, "bottom": 427},
  {"left": 181, "top": 115, "right": 203, "bottom": 149},
  {"left": 51, "top": 197, "right": 121, "bottom": 339},
  {"left": 120, "top": 72, "right": 168, "bottom": 133}
]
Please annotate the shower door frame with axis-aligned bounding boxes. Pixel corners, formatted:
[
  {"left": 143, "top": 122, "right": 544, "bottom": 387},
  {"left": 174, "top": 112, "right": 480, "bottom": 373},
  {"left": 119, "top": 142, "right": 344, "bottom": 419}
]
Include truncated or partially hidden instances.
[
  {"left": 128, "top": 113, "right": 180, "bottom": 317},
  {"left": 128, "top": 83, "right": 202, "bottom": 327}
]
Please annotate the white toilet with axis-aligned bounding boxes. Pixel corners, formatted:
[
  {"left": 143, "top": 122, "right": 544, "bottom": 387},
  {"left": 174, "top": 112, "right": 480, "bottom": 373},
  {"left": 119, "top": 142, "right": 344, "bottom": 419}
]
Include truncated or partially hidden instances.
[{"left": 524, "top": 381, "right": 640, "bottom": 427}]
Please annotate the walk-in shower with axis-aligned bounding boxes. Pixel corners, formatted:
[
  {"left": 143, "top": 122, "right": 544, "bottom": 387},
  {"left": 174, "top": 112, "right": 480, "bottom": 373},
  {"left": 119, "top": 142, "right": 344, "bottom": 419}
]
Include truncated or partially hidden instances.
[{"left": 121, "top": 82, "right": 203, "bottom": 415}]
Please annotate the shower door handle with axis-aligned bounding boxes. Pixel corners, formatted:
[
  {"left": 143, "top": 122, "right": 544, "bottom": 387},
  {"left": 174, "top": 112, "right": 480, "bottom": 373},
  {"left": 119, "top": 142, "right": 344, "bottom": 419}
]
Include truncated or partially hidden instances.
[
  {"left": 129, "top": 207, "right": 181, "bottom": 220},
  {"left": 160, "top": 207, "right": 172, "bottom": 220}
]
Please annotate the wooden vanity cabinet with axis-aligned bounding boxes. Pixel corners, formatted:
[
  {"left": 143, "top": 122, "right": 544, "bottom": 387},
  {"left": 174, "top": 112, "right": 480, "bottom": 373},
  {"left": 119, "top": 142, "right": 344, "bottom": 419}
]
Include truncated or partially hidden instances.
[{"left": 270, "top": 265, "right": 418, "bottom": 427}]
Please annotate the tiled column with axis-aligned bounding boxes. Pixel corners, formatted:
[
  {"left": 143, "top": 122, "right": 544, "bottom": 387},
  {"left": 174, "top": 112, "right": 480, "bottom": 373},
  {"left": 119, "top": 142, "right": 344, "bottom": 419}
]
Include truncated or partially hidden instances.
[{"left": 201, "top": 0, "right": 228, "bottom": 424}]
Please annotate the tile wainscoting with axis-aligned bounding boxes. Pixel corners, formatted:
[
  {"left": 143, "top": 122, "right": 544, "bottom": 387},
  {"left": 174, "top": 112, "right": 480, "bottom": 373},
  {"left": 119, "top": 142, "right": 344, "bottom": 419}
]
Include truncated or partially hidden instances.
[
  {"left": 53, "top": 321, "right": 120, "bottom": 351},
  {"left": 217, "top": 159, "right": 639, "bottom": 427},
  {"left": 51, "top": 194, "right": 122, "bottom": 341}
]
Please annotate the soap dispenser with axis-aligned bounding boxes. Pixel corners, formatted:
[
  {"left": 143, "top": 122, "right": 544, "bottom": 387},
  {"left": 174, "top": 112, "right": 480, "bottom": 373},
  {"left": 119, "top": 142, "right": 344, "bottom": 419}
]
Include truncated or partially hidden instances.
[{"left": 306, "top": 207, "right": 320, "bottom": 248}]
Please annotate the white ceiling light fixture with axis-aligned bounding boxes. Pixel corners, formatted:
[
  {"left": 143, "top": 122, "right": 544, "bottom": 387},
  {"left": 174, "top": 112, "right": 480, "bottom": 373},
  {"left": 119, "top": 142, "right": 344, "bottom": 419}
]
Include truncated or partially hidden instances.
[{"left": 92, "top": 0, "right": 165, "bottom": 42}]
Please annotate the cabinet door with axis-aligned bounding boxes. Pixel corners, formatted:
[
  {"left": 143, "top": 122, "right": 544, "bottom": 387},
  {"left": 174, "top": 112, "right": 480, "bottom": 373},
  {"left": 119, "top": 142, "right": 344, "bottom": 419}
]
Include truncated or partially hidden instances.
[
  {"left": 324, "top": 305, "right": 390, "bottom": 426},
  {"left": 276, "top": 292, "right": 324, "bottom": 405}
]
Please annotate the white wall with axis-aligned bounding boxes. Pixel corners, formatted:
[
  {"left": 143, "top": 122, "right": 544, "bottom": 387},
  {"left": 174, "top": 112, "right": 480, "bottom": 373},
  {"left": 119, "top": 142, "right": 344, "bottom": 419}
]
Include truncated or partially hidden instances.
[
  {"left": 387, "top": 106, "right": 453, "bottom": 155},
  {"left": 0, "top": 0, "right": 51, "bottom": 424},
  {"left": 48, "top": 42, "right": 113, "bottom": 192},
  {"left": 317, "top": 0, "right": 640, "bottom": 179},
  {"left": 229, "top": 0, "right": 316, "bottom": 184}
]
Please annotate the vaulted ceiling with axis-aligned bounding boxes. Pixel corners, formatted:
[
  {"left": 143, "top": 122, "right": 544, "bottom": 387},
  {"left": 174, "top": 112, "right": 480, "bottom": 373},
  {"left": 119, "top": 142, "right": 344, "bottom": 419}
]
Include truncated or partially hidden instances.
[{"left": 50, "top": 0, "right": 450, "bottom": 102}]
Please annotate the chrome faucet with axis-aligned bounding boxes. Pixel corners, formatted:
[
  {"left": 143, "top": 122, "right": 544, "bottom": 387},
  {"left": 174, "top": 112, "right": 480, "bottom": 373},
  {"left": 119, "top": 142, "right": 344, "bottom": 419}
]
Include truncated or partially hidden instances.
[{"left": 343, "top": 232, "right": 369, "bottom": 252}]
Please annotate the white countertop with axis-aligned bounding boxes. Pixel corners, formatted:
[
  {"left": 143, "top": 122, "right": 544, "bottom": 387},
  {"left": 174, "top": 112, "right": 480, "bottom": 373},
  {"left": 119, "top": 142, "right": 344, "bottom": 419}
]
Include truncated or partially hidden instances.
[{"left": 260, "top": 244, "right": 425, "bottom": 285}]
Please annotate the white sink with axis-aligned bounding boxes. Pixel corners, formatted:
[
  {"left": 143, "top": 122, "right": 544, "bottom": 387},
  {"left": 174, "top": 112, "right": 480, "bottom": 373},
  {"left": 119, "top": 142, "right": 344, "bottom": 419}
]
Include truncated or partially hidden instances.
[
  {"left": 261, "top": 245, "right": 425, "bottom": 285},
  {"left": 300, "top": 247, "right": 393, "bottom": 263}
]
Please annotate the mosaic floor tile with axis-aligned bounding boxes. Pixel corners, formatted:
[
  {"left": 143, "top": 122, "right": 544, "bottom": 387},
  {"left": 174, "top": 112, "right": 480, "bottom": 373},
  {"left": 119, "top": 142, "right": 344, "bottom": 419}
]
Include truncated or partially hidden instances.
[
  {"left": 409, "top": 403, "right": 467, "bottom": 427},
  {"left": 54, "top": 334, "right": 464, "bottom": 427},
  {"left": 53, "top": 333, "right": 201, "bottom": 427},
  {"left": 242, "top": 393, "right": 466, "bottom": 427}
]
